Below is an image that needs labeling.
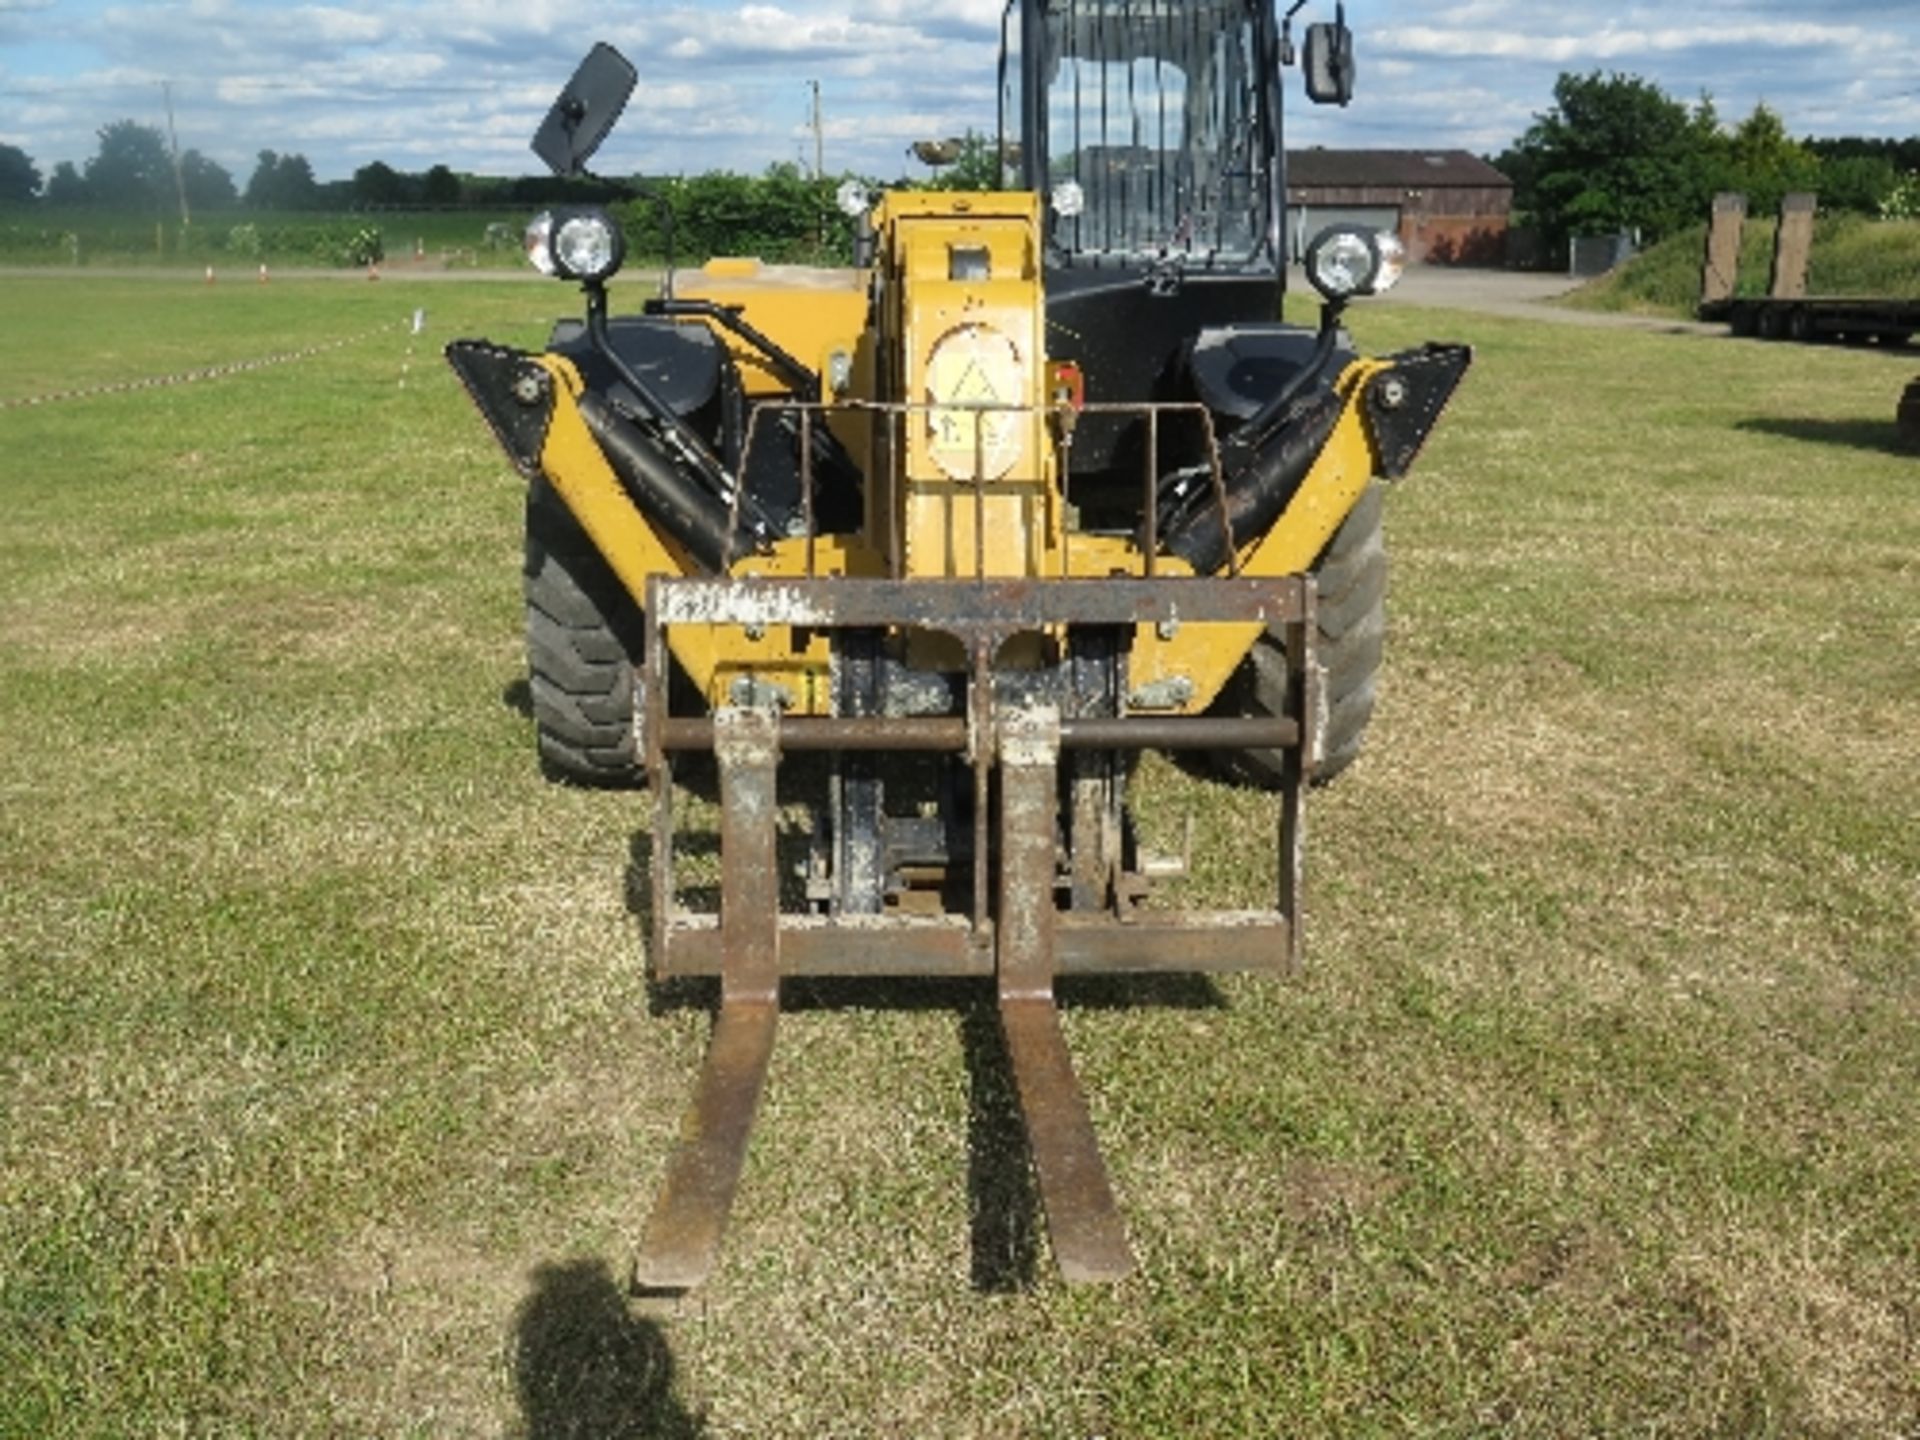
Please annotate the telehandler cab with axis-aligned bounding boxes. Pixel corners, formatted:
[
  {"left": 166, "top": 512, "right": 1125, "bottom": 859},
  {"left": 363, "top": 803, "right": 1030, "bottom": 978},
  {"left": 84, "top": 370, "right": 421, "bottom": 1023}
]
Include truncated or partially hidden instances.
[{"left": 449, "top": 0, "right": 1469, "bottom": 1288}]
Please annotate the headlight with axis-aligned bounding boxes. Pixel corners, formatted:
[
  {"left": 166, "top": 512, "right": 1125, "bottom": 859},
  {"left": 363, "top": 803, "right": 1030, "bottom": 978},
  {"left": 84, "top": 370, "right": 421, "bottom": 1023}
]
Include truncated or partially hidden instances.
[
  {"left": 524, "top": 211, "right": 557, "bottom": 276},
  {"left": 836, "top": 178, "right": 872, "bottom": 217},
  {"left": 1303, "top": 224, "right": 1403, "bottom": 301},
  {"left": 1372, "top": 232, "right": 1407, "bottom": 294},
  {"left": 524, "top": 206, "right": 625, "bottom": 283}
]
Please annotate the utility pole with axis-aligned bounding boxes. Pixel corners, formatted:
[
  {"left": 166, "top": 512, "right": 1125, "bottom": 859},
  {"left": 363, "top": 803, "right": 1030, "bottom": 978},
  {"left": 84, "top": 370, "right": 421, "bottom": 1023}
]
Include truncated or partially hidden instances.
[
  {"left": 810, "top": 79, "right": 824, "bottom": 179},
  {"left": 161, "top": 80, "right": 190, "bottom": 227}
]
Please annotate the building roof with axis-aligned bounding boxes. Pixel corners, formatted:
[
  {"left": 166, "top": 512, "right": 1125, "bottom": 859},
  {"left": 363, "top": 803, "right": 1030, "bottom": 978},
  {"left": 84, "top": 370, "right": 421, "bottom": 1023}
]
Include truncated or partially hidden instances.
[{"left": 1286, "top": 149, "right": 1512, "bottom": 190}]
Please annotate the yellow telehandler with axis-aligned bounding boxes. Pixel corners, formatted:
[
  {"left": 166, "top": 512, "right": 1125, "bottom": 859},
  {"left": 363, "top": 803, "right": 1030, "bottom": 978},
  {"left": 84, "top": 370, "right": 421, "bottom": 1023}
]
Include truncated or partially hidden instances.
[{"left": 449, "top": 0, "right": 1469, "bottom": 1288}]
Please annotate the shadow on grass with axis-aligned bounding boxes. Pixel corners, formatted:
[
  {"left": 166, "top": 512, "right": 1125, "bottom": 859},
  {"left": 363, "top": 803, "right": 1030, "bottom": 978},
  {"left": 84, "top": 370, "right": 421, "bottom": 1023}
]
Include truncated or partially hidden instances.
[
  {"left": 959, "top": 1000, "right": 1040, "bottom": 1291},
  {"left": 511, "top": 1258, "right": 706, "bottom": 1439},
  {"left": 1734, "top": 415, "right": 1917, "bottom": 458}
]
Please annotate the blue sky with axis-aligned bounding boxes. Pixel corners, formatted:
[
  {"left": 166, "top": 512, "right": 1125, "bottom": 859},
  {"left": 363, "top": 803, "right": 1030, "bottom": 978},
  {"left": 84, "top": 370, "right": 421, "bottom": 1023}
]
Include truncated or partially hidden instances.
[{"left": 2, "top": 0, "right": 1917, "bottom": 185}]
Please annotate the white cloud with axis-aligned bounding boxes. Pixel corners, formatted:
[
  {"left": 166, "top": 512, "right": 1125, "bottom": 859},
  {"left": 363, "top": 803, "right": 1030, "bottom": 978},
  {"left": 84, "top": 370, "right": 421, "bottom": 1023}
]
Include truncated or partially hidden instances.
[
  {"left": 295, "top": 6, "right": 389, "bottom": 43},
  {"left": 1379, "top": 21, "right": 1877, "bottom": 64},
  {"left": 3, "top": 0, "right": 1916, "bottom": 182}
]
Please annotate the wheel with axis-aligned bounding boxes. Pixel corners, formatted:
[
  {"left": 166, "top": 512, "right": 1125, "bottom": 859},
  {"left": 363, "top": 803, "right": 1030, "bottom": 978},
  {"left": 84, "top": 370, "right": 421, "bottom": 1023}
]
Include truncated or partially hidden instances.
[
  {"left": 1755, "top": 307, "right": 1786, "bottom": 341},
  {"left": 522, "top": 477, "right": 646, "bottom": 785},
  {"left": 1898, "top": 377, "right": 1920, "bottom": 450},
  {"left": 1208, "top": 481, "right": 1387, "bottom": 790},
  {"left": 1786, "top": 307, "right": 1813, "bottom": 343}
]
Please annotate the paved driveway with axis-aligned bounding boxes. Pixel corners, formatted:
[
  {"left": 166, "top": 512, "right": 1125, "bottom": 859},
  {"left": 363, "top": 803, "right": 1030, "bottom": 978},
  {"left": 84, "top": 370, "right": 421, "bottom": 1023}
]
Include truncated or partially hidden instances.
[{"left": 1374, "top": 264, "right": 1722, "bottom": 334}]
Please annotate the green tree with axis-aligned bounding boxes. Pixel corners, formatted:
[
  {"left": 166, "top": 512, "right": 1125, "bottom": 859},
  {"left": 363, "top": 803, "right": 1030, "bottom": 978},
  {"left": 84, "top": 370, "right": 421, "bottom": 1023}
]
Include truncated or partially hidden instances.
[
  {"left": 923, "top": 132, "right": 1009, "bottom": 191},
  {"left": 1724, "top": 103, "right": 1821, "bottom": 215},
  {"left": 1817, "top": 153, "right": 1899, "bottom": 214},
  {"left": 353, "top": 160, "right": 407, "bottom": 206},
  {"left": 278, "top": 153, "right": 318, "bottom": 208},
  {"left": 421, "top": 163, "right": 462, "bottom": 205},
  {"left": 44, "top": 160, "right": 87, "bottom": 205},
  {"left": 1881, "top": 173, "right": 1920, "bottom": 221},
  {"left": 1500, "top": 72, "right": 1724, "bottom": 255},
  {"left": 0, "top": 142, "right": 41, "bottom": 203},
  {"left": 245, "top": 149, "right": 319, "bottom": 209},
  {"left": 620, "top": 165, "right": 852, "bottom": 265},
  {"left": 179, "top": 149, "right": 236, "bottom": 211},
  {"left": 85, "top": 120, "right": 173, "bottom": 211},
  {"left": 1807, "top": 135, "right": 1920, "bottom": 176},
  {"left": 243, "top": 150, "right": 278, "bottom": 206}
]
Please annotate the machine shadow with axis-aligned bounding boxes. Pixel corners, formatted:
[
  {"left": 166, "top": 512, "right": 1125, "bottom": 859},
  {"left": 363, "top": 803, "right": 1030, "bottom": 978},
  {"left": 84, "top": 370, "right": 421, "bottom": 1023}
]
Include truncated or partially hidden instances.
[
  {"left": 623, "top": 824, "right": 1222, "bottom": 1290},
  {"left": 959, "top": 999, "right": 1039, "bottom": 1291},
  {"left": 511, "top": 1257, "right": 706, "bottom": 1440},
  {"left": 1735, "top": 415, "right": 1915, "bottom": 458}
]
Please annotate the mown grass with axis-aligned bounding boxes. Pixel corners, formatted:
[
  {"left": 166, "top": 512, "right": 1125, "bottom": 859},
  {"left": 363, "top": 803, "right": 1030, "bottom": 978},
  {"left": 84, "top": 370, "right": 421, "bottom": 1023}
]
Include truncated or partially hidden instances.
[{"left": 2, "top": 272, "right": 1916, "bottom": 1437}]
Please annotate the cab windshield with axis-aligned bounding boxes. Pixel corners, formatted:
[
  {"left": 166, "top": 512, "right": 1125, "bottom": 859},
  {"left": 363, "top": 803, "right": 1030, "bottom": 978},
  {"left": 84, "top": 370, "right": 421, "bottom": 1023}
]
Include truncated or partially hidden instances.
[{"left": 1041, "top": 0, "right": 1272, "bottom": 264}]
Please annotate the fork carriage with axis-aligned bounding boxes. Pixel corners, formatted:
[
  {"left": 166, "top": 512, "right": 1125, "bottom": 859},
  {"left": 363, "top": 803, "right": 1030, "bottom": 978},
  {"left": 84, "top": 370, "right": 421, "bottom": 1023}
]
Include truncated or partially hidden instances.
[
  {"left": 626, "top": 383, "right": 1323, "bottom": 1286},
  {"left": 635, "top": 566, "right": 1317, "bottom": 1287}
]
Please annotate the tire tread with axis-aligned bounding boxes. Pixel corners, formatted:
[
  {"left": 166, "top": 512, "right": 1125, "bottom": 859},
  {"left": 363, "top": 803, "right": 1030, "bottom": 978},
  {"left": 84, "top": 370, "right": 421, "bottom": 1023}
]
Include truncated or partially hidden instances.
[{"left": 522, "top": 479, "right": 646, "bottom": 786}]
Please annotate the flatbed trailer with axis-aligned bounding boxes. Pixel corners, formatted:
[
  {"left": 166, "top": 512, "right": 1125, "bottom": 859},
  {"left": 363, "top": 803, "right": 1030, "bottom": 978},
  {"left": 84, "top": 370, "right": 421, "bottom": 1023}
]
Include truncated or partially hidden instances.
[{"left": 1701, "top": 294, "right": 1920, "bottom": 345}]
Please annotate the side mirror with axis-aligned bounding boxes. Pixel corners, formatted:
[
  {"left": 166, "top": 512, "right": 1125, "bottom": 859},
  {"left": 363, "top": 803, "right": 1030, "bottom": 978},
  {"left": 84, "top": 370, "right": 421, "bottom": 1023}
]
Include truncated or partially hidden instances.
[
  {"left": 1302, "top": 22, "right": 1355, "bottom": 107},
  {"left": 531, "top": 43, "right": 638, "bottom": 178}
]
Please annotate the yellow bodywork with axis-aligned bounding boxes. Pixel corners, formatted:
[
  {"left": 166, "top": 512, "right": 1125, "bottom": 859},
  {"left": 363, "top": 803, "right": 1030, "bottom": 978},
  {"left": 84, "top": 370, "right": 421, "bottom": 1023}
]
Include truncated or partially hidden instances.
[{"left": 532, "top": 189, "right": 1389, "bottom": 716}]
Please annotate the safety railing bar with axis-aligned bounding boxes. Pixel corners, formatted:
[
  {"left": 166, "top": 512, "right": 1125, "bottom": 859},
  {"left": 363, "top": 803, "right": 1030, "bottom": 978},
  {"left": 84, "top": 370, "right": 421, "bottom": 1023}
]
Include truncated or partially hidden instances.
[
  {"left": 732, "top": 403, "right": 773, "bottom": 564},
  {"left": 1143, "top": 407, "right": 1159, "bottom": 579},
  {"left": 799, "top": 406, "right": 817, "bottom": 578},
  {"left": 1197, "top": 406, "right": 1240, "bottom": 575},
  {"left": 973, "top": 404, "right": 989, "bottom": 581}
]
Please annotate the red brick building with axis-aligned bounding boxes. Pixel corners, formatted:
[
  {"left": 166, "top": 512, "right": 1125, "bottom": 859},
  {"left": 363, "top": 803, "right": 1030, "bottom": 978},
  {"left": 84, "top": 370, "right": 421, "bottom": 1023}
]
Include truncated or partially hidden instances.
[{"left": 1287, "top": 149, "right": 1513, "bottom": 265}]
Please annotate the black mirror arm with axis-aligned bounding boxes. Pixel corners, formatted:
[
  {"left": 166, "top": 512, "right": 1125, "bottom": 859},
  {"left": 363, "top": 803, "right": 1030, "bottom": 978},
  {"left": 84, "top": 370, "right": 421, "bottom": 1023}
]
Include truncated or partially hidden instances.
[
  {"left": 579, "top": 168, "right": 639, "bottom": 200},
  {"left": 1279, "top": 0, "right": 1307, "bottom": 66},
  {"left": 582, "top": 282, "right": 732, "bottom": 486}
]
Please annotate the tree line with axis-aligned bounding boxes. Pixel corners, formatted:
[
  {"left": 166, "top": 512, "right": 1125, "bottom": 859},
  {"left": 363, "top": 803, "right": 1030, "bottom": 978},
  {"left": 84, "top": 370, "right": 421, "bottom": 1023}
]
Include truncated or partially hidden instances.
[
  {"left": 5, "top": 84, "right": 1916, "bottom": 268},
  {"left": 1492, "top": 72, "right": 1920, "bottom": 258},
  {"left": 0, "top": 120, "right": 637, "bottom": 213},
  {"left": 0, "top": 118, "right": 990, "bottom": 267}
]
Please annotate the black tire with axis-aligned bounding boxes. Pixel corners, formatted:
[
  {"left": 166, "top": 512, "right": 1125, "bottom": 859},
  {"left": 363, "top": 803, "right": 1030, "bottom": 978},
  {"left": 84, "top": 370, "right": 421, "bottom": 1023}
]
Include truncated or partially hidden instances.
[
  {"left": 1208, "top": 481, "right": 1388, "bottom": 790},
  {"left": 523, "top": 478, "right": 646, "bottom": 786},
  {"left": 1898, "top": 377, "right": 1920, "bottom": 450}
]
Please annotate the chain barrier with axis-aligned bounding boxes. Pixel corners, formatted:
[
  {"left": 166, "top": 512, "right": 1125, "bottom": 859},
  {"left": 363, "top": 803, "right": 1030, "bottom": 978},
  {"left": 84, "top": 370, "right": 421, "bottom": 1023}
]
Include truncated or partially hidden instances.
[{"left": 0, "top": 319, "right": 411, "bottom": 412}]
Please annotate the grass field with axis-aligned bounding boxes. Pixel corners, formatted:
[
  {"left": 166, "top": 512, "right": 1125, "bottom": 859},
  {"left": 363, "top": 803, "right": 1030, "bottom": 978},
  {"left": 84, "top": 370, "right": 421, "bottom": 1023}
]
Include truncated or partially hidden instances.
[
  {"left": 2, "top": 270, "right": 1916, "bottom": 1437},
  {"left": 0, "top": 206, "right": 529, "bottom": 270}
]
